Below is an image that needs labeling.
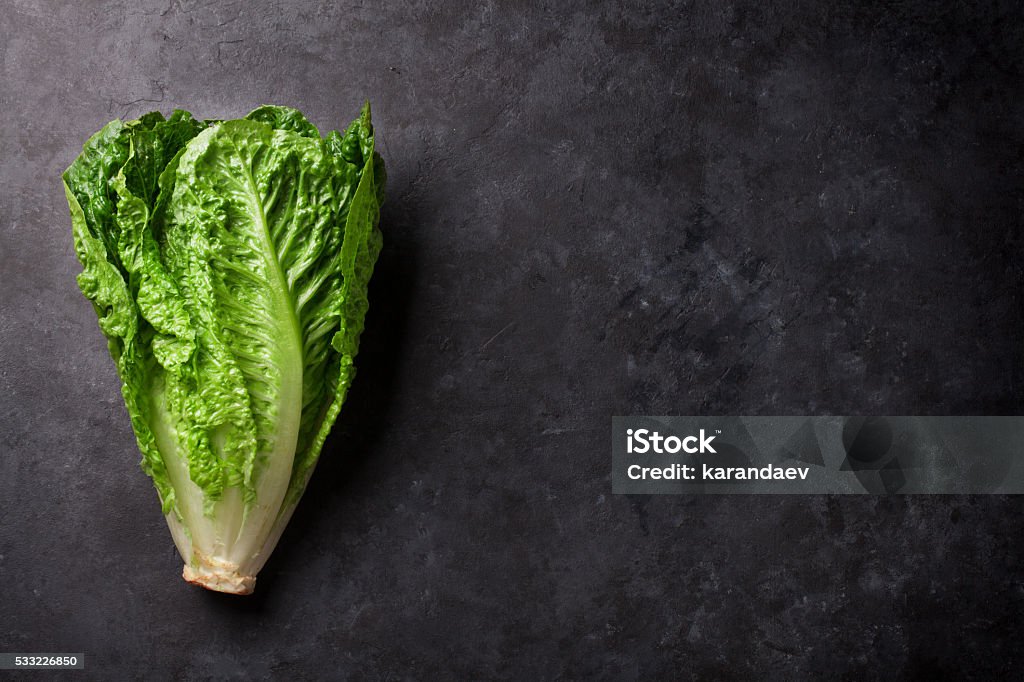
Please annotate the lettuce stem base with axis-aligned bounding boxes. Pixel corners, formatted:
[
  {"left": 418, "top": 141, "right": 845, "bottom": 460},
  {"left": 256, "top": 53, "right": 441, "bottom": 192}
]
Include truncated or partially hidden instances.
[{"left": 182, "top": 553, "right": 256, "bottom": 595}]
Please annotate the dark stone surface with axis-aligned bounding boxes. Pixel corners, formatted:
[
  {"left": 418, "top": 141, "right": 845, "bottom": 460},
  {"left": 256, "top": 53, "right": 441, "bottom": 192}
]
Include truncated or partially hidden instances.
[{"left": 2, "top": 0, "right": 1023, "bottom": 678}]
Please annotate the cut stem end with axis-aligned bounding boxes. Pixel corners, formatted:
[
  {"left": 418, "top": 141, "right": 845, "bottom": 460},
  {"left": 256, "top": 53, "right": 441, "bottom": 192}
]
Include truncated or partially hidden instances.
[{"left": 182, "top": 556, "right": 256, "bottom": 595}]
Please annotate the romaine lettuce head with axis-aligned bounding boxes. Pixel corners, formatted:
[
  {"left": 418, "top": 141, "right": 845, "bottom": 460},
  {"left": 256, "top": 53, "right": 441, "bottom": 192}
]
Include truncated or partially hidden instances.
[{"left": 63, "top": 104, "right": 385, "bottom": 594}]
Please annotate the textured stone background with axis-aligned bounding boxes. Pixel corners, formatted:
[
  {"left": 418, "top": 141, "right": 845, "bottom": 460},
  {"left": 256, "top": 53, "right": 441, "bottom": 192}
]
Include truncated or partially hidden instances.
[{"left": 2, "top": 0, "right": 1023, "bottom": 678}]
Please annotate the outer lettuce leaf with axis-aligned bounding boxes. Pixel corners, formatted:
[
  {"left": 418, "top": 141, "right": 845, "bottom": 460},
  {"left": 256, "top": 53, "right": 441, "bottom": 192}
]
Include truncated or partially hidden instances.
[
  {"left": 63, "top": 104, "right": 385, "bottom": 592},
  {"left": 293, "top": 107, "right": 385, "bottom": 504},
  {"left": 63, "top": 111, "right": 207, "bottom": 510}
]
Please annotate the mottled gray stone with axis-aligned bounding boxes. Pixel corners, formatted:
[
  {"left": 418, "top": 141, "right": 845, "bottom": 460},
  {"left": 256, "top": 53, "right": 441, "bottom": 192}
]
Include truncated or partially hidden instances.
[{"left": 1, "top": 0, "right": 1023, "bottom": 679}]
